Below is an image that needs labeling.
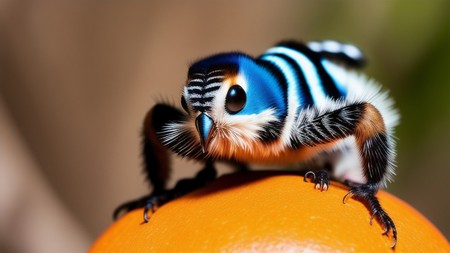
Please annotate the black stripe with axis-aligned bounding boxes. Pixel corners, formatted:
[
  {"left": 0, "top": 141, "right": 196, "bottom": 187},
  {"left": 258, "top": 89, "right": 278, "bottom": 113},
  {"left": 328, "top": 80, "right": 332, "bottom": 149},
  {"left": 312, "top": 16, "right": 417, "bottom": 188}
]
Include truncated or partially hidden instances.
[
  {"left": 191, "top": 105, "right": 210, "bottom": 111},
  {"left": 187, "top": 87, "right": 202, "bottom": 92},
  {"left": 187, "top": 70, "right": 221, "bottom": 112},
  {"left": 191, "top": 73, "right": 205, "bottom": 78},
  {"left": 188, "top": 85, "right": 220, "bottom": 95},
  {"left": 207, "top": 69, "right": 225, "bottom": 74},
  {"left": 308, "top": 41, "right": 366, "bottom": 68},
  {"left": 187, "top": 84, "right": 203, "bottom": 89},
  {"left": 362, "top": 132, "right": 389, "bottom": 184},
  {"left": 258, "top": 120, "right": 284, "bottom": 143},
  {"left": 292, "top": 103, "right": 365, "bottom": 148},
  {"left": 304, "top": 126, "right": 323, "bottom": 144},
  {"left": 204, "top": 86, "right": 221, "bottom": 93},
  {"left": 276, "top": 41, "right": 344, "bottom": 99},
  {"left": 260, "top": 53, "right": 314, "bottom": 107},
  {"left": 190, "top": 97, "right": 214, "bottom": 103},
  {"left": 253, "top": 59, "right": 289, "bottom": 143}
]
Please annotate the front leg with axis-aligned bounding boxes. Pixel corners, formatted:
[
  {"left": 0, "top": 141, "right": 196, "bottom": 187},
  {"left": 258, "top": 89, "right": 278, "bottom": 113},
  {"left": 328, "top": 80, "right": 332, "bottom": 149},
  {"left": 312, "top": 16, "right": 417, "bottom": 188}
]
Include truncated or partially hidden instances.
[
  {"left": 294, "top": 102, "right": 397, "bottom": 247},
  {"left": 142, "top": 161, "right": 217, "bottom": 222},
  {"left": 114, "top": 104, "right": 212, "bottom": 221}
]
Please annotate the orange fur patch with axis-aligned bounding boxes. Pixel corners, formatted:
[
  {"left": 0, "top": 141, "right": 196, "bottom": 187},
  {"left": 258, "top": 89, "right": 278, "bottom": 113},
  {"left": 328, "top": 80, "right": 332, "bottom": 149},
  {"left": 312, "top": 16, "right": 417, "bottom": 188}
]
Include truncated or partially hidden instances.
[{"left": 355, "top": 104, "right": 386, "bottom": 145}]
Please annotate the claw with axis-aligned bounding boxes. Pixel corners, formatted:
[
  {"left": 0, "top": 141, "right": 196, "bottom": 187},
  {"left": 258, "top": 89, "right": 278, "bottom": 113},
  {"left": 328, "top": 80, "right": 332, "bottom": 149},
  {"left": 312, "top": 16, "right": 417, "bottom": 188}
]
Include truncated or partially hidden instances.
[
  {"left": 143, "top": 197, "right": 160, "bottom": 223},
  {"left": 383, "top": 224, "right": 398, "bottom": 248},
  {"left": 342, "top": 190, "right": 353, "bottom": 204},
  {"left": 143, "top": 209, "right": 151, "bottom": 223},
  {"left": 304, "top": 171, "right": 316, "bottom": 182},
  {"left": 143, "top": 203, "right": 152, "bottom": 223},
  {"left": 370, "top": 209, "right": 378, "bottom": 225},
  {"left": 315, "top": 182, "right": 324, "bottom": 191},
  {"left": 113, "top": 203, "right": 128, "bottom": 220},
  {"left": 113, "top": 194, "right": 150, "bottom": 220},
  {"left": 391, "top": 230, "right": 397, "bottom": 248},
  {"left": 343, "top": 185, "right": 397, "bottom": 248},
  {"left": 305, "top": 170, "right": 329, "bottom": 191}
]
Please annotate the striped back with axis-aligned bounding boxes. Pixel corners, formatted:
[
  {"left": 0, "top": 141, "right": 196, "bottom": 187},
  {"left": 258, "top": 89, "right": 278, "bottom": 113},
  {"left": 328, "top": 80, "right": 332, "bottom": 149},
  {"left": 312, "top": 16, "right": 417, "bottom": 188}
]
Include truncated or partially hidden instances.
[{"left": 259, "top": 42, "right": 350, "bottom": 108}]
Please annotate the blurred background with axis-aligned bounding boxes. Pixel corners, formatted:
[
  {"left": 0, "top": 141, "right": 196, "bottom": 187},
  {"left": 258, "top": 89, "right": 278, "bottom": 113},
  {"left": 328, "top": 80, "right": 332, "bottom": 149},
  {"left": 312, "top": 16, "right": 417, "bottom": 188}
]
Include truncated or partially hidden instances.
[{"left": 0, "top": 0, "right": 449, "bottom": 252}]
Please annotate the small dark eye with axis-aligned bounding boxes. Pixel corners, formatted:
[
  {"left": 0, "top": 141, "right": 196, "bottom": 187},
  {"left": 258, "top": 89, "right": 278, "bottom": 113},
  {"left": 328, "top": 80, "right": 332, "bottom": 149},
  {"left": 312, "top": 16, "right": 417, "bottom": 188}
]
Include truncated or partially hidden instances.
[
  {"left": 181, "top": 95, "right": 189, "bottom": 112},
  {"left": 225, "top": 85, "right": 246, "bottom": 114}
]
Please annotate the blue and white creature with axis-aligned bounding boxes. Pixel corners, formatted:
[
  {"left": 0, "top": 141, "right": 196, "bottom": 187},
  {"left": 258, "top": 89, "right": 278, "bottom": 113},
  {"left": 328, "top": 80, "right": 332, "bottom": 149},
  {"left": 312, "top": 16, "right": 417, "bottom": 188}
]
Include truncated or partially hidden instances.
[{"left": 114, "top": 40, "right": 399, "bottom": 247}]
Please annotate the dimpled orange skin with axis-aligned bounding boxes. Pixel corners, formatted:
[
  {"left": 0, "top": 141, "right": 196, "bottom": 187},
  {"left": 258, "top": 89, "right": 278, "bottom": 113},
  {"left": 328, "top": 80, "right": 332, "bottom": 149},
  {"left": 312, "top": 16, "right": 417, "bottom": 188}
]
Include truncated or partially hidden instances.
[{"left": 90, "top": 171, "right": 449, "bottom": 253}]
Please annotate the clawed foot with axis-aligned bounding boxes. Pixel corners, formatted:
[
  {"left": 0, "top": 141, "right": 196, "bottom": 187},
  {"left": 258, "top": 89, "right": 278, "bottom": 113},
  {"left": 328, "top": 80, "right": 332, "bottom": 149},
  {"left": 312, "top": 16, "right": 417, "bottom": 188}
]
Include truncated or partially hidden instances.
[
  {"left": 303, "top": 170, "right": 330, "bottom": 191},
  {"left": 142, "top": 194, "right": 173, "bottom": 222},
  {"left": 113, "top": 191, "right": 175, "bottom": 222},
  {"left": 344, "top": 186, "right": 397, "bottom": 248}
]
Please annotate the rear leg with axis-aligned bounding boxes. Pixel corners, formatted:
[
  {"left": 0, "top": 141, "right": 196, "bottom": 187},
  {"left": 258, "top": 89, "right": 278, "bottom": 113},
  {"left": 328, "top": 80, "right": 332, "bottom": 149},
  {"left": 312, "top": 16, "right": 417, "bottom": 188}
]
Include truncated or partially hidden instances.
[
  {"left": 295, "top": 102, "right": 397, "bottom": 247},
  {"left": 343, "top": 184, "right": 397, "bottom": 248}
]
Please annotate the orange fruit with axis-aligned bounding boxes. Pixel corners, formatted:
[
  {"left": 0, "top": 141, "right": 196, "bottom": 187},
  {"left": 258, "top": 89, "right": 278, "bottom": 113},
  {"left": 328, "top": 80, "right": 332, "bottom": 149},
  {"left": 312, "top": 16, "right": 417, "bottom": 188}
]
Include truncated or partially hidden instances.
[{"left": 90, "top": 171, "right": 449, "bottom": 252}]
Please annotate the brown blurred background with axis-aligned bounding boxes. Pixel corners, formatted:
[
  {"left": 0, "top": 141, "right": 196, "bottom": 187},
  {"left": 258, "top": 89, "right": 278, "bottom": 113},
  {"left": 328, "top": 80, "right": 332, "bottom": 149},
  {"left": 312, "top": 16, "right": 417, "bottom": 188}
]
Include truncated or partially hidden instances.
[{"left": 0, "top": 0, "right": 448, "bottom": 250}]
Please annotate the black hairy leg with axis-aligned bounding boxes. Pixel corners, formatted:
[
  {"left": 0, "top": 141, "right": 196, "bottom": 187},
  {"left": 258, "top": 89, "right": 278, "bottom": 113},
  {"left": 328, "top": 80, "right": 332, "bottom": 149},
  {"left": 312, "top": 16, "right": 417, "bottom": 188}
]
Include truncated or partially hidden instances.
[
  {"left": 114, "top": 103, "right": 215, "bottom": 221},
  {"left": 114, "top": 162, "right": 217, "bottom": 221},
  {"left": 293, "top": 102, "right": 397, "bottom": 247},
  {"left": 303, "top": 169, "right": 330, "bottom": 191},
  {"left": 343, "top": 184, "right": 397, "bottom": 248}
]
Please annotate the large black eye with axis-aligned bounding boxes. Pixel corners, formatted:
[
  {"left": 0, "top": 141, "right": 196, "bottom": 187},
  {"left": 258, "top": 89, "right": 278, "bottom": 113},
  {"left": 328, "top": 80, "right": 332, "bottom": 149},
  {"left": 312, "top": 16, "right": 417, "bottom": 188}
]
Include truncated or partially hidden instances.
[
  {"left": 181, "top": 95, "right": 189, "bottom": 113},
  {"left": 225, "top": 85, "right": 246, "bottom": 114}
]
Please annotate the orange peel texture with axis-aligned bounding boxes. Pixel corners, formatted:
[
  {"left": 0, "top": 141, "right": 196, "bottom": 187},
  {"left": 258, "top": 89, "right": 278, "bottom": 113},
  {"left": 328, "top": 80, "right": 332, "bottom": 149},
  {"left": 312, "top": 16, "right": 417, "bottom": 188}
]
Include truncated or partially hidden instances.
[{"left": 90, "top": 171, "right": 449, "bottom": 252}]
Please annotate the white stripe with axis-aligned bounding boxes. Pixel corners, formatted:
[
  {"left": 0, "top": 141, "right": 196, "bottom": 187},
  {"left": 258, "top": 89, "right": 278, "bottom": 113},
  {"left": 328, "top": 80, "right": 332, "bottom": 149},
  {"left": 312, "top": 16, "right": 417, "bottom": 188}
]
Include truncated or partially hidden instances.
[
  {"left": 190, "top": 78, "right": 203, "bottom": 83},
  {"left": 207, "top": 69, "right": 224, "bottom": 75},
  {"left": 206, "top": 76, "right": 224, "bottom": 82},
  {"left": 188, "top": 94, "right": 202, "bottom": 98},
  {"left": 187, "top": 86, "right": 202, "bottom": 91},
  {"left": 307, "top": 41, "right": 322, "bottom": 52},
  {"left": 321, "top": 59, "right": 347, "bottom": 94},
  {"left": 342, "top": 44, "right": 363, "bottom": 60},
  {"left": 204, "top": 91, "right": 218, "bottom": 97},
  {"left": 205, "top": 82, "right": 222, "bottom": 89},
  {"left": 261, "top": 55, "right": 300, "bottom": 146},
  {"left": 266, "top": 47, "right": 327, "bottom": 104},
  {"left": 188, "top": 91, "right": 217, "bottom": 99},
  {"left": 191, "top": 101, "right": 212, "bottom": 107},
  {"left": 321, "top": 40, "right": 341, "bottom": 53}
]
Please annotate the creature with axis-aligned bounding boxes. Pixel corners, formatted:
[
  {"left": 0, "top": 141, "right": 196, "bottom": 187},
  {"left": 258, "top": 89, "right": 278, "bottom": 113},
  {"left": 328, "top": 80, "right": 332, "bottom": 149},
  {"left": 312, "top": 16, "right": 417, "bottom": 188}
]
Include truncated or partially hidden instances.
[{"left": 114, "top": 40, "right": 399, "bottom": 247}]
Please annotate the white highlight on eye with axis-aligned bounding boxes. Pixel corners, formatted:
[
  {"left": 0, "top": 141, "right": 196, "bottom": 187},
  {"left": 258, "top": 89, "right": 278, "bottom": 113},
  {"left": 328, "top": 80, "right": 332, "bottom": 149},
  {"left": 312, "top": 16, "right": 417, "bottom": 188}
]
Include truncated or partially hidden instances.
[{"left": 266, "top": 47, "right": 327, "bottom": 104}]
